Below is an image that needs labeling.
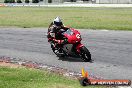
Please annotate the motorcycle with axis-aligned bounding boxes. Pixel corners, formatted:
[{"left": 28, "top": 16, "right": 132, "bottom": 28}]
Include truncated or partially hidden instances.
[{"left": 50, "top": 28, "right": 91, "bottom": 62}]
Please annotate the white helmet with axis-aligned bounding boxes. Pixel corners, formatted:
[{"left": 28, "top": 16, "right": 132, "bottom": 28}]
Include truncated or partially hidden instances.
[{"left": 53, "top": 17, "right": 63, "bottom": 26}]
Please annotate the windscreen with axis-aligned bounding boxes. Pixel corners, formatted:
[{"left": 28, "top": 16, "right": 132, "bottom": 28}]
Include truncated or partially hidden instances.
[{"left": 63, "top": 29, "right": 74, "bottom": 35}]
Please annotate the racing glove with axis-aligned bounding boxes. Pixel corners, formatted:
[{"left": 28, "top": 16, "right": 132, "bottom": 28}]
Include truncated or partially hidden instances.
[{"left": 53, "top": 39, "right": 67, "bottom": 45}]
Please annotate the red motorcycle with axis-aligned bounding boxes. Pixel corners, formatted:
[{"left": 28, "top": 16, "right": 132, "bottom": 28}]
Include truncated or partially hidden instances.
[{"left": 50, "top": 28, "right": 91, "bottom": 62}]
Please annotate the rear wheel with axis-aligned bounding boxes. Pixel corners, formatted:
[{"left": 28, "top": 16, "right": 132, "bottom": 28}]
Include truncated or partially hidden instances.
[{"left": 80, "top": 46, "right": 91, "bottom": 62}]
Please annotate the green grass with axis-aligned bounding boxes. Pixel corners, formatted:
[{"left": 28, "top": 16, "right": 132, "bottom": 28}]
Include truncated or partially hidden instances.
[
  {"left": 0, "top": 7, "right": 132, "bottom": 30},
  {"left": 0, "top": 0, "right": 4, "bottom": 3},
  {"left": 0, "top": 66, "right": 106, "bottom": 88}
]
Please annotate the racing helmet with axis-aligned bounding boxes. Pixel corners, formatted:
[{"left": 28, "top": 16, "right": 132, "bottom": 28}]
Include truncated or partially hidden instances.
[{"left": 53, "top": 17, "right": 63, "bottom": 27}]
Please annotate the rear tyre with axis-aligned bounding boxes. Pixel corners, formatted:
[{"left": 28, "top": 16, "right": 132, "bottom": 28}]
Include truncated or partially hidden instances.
[{"left": 80, "top": 46, "right": 91, "bottom": 62}]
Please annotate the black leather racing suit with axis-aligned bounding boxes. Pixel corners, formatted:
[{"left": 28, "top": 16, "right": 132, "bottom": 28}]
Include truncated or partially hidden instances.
[{"left": 47, "top": 22, "right": 69, "bottom": 44}]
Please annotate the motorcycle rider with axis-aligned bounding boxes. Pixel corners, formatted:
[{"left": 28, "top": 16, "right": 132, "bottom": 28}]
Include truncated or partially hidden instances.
[{"left": 47, "top": 17, "right": 69, "bottom": 54}]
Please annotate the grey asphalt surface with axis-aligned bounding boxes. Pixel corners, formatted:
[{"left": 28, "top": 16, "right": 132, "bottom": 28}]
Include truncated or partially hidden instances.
[{"left": 0, "top": 28, "right": 132, "bottom": 80}]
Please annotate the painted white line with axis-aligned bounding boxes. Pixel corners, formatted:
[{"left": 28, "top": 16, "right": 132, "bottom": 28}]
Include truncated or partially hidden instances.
[
  {"left": 100, "top": 30, "right": 109, "bottom": 31},
  {"left": 117, "top": 86, "right": 132, "bottom": 88},
  {"left": 4, "top": 4, "right": 132, "bottom": 7}
]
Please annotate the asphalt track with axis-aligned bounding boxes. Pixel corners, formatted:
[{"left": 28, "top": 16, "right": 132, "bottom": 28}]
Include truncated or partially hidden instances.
[{"left": 0, "top": 28, "right": 132, "bottom": 81}]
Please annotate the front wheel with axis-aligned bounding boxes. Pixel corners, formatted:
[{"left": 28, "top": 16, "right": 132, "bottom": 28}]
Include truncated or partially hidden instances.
[{"left": 79, "top": 46, "right": 91, "bottom": 62}]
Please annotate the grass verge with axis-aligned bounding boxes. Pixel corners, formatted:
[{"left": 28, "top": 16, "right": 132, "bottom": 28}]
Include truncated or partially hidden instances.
[
  {"left": 0, "top": 7, "right": 132, "bottom": 30},
  {"left": 0, "top": 65, "right": 106, "bottom": 88}
]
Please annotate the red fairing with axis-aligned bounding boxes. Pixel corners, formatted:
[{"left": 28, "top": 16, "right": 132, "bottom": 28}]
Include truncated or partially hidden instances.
[
  {"left": 63, "top": 28, "right": 84, "bottom": 53},
  {"left": 64, "top": 28, "right": 82, "bottom": 44},
  {"left": 76, "top": 43, "right": 84, "bottom": 53}
]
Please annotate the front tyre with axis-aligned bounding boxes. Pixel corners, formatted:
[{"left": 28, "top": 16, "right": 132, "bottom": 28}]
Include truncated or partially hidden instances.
[{"left": 80, "top": 46, "right": 91, "bottom": 62}]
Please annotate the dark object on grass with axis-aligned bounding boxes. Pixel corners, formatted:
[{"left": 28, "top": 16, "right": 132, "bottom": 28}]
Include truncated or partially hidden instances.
[
  {"left": 48, "top": 0, "right": 52, "bottom": 3},
  {"left": 4, "top": 0, "right": 9, "bottom": 3},
  {"left": 4, "top": 0, "right": 15, "bottom": 3},
  {"left": 79, "top": 77, "right": 91, "bottom": 86},
  {"left": 17, "top": 0, "right": 22, "bottom": 3},
  {"left": 32, "top": 0, "right": 39, "bottom": 3},
  {"left": 25, "top": 0, "right": 29, "bottom": 3}
]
